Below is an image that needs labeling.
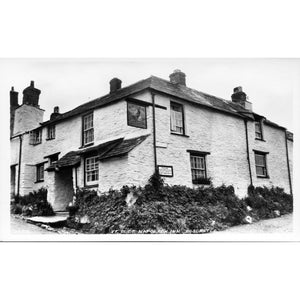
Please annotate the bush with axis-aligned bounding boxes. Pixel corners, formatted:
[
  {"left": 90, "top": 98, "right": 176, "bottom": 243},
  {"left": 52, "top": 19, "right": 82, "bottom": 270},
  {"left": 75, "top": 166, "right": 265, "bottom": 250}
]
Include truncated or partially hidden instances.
[
  {"left": 245, "top": 185, "right": 293, "bottom": 219},
  {"left": 11, "top": 188, "right": 54, "bottom": 217},
  {"left": 71, "top": 175, "right": 293, "bottom": 234}
]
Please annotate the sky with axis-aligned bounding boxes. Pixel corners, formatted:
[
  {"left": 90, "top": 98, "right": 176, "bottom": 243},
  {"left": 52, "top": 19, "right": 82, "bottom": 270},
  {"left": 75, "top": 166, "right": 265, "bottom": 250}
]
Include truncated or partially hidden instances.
[{"left": 1, "top": 58, "right": 299, "bottom": 131}]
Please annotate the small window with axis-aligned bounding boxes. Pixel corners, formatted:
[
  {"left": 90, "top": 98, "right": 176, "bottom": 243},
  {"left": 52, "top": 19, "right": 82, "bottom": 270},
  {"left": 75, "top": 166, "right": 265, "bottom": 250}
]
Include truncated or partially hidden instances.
[
  {"left": 190, "top": 154, "right": 208, "bottom": 184},
  {"left": 254, "top": 152, "right": 268, "bottom": 177},
  {"left": 29, "top": 129, "right": 42, "bottom": 145},
  {"left": 85, "top": 156, "right": 99, "bottom": 186},
  {"left": 127, "top": 101, "right": 147, "bottom": 129},
  {"left": 255, "top": 121, "right": 263, "bottom": 140},
  {"left": 170, "top": 102, "right": 184, "bottom": 134},
  {"left": 82, "top": 113, "right": 94, "bottom": 146},
  {"left": 47, "top": 125, "right": 56, "bottom": 140},
  {"left": 49, "top": 153, "right": 59, "bottom": 166},
  {"left": 36, "top": 163, "right": 44, "bottom": 182}
]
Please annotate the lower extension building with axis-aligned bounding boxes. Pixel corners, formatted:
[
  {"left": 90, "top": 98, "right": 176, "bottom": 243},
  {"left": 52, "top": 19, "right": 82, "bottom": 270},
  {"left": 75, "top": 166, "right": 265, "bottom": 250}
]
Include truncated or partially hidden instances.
[{"left": 10, "top": 70, "right": 293, "bottom": 211}]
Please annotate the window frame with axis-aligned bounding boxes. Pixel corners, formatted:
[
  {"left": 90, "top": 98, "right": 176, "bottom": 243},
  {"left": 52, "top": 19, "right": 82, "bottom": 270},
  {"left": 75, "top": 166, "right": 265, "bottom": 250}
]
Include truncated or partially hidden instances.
[
  {"left": 29, "top": 129, "right": 42, "bottom": 145},
  {"left": 255, "top": 120, "right": 264, "bottom": 140},
  {"left": 82, "top": 112, "right": 94, "bottom": 146},
  {"left": 36, "top": 163, "right": 45, "bottom": 182},
  {"left": 49, "top": 153, "right": 59, "bottom": 166},
  {"left": 47, "top": 124, "right": 56, "bottom": 140},
  {"left": 170, "top": 101, "right": 185, "bottom": 135},
  {"left": 187, "top": 150, "right": 210, "bottom": 185},
  {"left": 84, "top": 156, "right": 99, "bottom": 187},
  {"left": 254, "top": 150, "right": 269, "bottom": 178}
]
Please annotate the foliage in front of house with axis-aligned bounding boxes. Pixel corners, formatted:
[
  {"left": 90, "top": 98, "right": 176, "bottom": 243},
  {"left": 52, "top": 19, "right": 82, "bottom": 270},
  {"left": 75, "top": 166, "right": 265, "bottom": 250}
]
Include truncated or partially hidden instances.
[
  {"left": 69, "top": 173, "right": 293, "bottom": 234},
  {"left": 11, "top": 188, "right": 54, "bottom": 217}
]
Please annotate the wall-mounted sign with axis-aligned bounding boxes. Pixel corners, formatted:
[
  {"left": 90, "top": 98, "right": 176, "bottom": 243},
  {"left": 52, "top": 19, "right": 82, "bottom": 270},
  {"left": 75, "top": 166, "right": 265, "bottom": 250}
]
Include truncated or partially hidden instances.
[
  {"left": 158, "top": 165, "right": 173, "bottom": 177},
  {"left": 127, "top": 101, "right": 147, "bottom": 129}
]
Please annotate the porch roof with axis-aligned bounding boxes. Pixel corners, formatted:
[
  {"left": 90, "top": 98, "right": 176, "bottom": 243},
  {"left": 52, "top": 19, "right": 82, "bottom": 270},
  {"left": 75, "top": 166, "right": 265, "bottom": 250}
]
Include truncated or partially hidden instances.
[{"left": 47, "top": 135, "right": 149, "bottom": 170}]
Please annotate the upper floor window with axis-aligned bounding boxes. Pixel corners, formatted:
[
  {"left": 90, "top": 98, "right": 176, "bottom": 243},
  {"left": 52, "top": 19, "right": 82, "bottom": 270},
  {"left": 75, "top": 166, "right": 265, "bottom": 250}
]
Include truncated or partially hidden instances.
[
  {"left": 85, "top": 156, "right": 99, "bottom": 186},
  {"left": 254, "top": 151, "right": 268, "bottom": 178},
  {"left": 170, "top": 102, "right": 184, "bottom": 134},
  {"left": 47, "top": 125, "right": 56, "bottom": 140},
  {"left": 82, "top": 113, "right": 94, "bottom": 146},
  {"left": 255, "top": 121, "right": 263, "bottom": 140},
  {"left": 36, "top": 163, "right": 44, "bottom": 182},
  {"left": 127, "top": 101, "right": 147, "bottom": 129},
  {"left": 29, "top": 129, "right": 42, "bottom": 145}
]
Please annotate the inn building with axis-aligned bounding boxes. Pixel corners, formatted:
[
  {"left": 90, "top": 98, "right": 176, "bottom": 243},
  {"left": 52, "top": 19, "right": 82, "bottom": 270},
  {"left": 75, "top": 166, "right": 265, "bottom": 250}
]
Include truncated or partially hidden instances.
[{"left": 10, "top": 70, "right": 293, "bottom": 211}]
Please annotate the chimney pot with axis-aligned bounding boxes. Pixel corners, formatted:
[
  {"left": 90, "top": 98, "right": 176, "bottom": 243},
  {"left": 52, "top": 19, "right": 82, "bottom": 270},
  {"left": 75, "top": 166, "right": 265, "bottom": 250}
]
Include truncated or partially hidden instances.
[
  {"left": 50, "top": 106, "right": 61, "bottom": 120},
  {"left": 22, "top": 80, "right": 41, "bottom": 107},
  {"left": 231, "top": 86, "right": 252, "bottom": 110},
  {"left": 109, "top": 78, "right": 122, "bottom": 93},
  {"left": 169, "top": 69, "right": 186, "bottom": 86}
]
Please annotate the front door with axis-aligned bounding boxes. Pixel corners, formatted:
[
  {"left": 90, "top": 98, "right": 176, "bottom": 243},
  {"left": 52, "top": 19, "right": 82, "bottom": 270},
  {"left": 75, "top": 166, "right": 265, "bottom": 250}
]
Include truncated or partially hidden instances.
[{"left": 53, "top": 167, "right": 74, "bottom": 211}]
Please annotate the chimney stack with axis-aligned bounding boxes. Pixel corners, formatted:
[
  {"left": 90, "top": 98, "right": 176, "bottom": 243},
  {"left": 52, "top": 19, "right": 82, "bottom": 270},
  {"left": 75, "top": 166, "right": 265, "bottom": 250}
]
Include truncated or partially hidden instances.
[
  {"left": 10, "top": 86, "right": 19, "bottom": 108},
  {"left": 169, "top": 69, "right": 186, "bottom": 86},
  {"left": 50, "top": 106, "right": 60, "bottom": 120},
  {"left": 231, "top": 86, "right": 252, "bottom": 110},
  {"left": 109, "top": 78, "right": 122, "bottom": 93},
  {"left": 22, "top": 80, "right": 41, "bottom": 107}
]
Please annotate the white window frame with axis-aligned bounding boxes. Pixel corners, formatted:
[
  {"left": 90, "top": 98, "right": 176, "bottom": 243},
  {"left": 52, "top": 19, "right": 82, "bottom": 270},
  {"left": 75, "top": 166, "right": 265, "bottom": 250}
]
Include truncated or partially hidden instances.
[
  {"left": 36, "top": 163, "right": 44, "bottom": 182},
  {"left": 255, "top": 121, "right": 263, "bottom": 140},
  {"left": 29, "top": 129, "right": 42, "bottom": 145},
  {"left": 254, "top": 152, "right": 268, "bottom": 177},
  {"left": 85, "top": 156, "right": 99, "bottom": 186},
  {"left": 170, "top": 102, "right": 184, "bottom": 134},
  {"left": 190, "top": 154, "right": 207, "bottom": 183},
  {"left": 83, "top": 113, "right": 94, "bottom": 145},
  {"left": 47, "top": 125, "right": 56, "bottom": 140}
]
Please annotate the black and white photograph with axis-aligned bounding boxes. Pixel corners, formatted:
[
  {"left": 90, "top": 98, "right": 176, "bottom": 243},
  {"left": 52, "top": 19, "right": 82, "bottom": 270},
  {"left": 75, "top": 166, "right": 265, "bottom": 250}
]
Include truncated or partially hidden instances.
[
  {"left": 1, "top": 2, "right": 300, "bottom": 300},
  {"left": 1, "top": 58, "right": 298, "bottom": 241}
]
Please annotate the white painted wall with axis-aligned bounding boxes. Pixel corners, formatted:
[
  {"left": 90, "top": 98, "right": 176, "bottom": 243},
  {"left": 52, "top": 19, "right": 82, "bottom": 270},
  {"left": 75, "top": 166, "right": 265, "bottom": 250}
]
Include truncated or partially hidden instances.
[{"left": 11, "top": 88, "right": 293, "bottom": 203}]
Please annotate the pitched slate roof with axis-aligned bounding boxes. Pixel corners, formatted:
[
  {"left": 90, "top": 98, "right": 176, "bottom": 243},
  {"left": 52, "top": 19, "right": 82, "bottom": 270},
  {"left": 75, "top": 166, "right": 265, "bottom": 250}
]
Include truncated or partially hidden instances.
[
  {"left": 47, "top": 135, "right": 149, "bottom": 170},
  {"left": 46, "top": 151, "right": 81, "bottom": 171},
  {"left": 99, "top": 135, "right": 149, "bottom": 160},
  {"left": 41, "top": 76, "right": 256, "bottom": 127}
]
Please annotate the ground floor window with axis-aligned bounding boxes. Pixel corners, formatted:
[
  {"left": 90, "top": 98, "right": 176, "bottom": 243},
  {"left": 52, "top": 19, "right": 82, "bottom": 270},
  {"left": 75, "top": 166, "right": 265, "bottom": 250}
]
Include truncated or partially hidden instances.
[
  {"left": 85, "top": 156, "right": 99, "bottom": 185},
  {"left": 36, "top": 163, "right": 44, "bottom": 182},
  {"left": 254, "top": 151, "right": 268, "bottom": 177},
  {"left": 188, "top": 151, "right": 210, "bottom": 184}
]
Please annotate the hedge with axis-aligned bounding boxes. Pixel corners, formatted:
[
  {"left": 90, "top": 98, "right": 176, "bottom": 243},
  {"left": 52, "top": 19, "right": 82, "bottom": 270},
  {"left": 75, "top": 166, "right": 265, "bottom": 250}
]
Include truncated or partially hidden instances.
[{"left": 70, "top": 173, "right": 293, "bottom": 234}]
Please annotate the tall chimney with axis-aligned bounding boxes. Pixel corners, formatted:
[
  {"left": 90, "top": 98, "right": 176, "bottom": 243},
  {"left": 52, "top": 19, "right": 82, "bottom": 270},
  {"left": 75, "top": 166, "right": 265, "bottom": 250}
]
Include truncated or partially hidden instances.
[
  {"left": 10, "top": 86, "right": 19, "bottom": 108},
  {"left": 109, "top": 78, "right": 122, "bottom": 93},
  {"left": 22, "top": 80, "right": 41, "bottom": 107},
  {"left": 169, "top": 69, "right": 186, "bottom": 86},
  {"left": 231, "top": 86, "right": 252, "bottom": 110},
  {"left": 10, "top": 87, "right": 19, "bottom": 137}
]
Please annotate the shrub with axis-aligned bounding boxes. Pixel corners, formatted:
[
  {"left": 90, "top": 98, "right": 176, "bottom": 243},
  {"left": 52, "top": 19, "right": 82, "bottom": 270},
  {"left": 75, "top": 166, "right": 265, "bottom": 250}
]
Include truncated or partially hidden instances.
[
  {"left": 245, "top": 185, "right": 293, "bottom": 219},
  {"left": 71, "top": 175, "right": 293, "bottom": 234},
  {"left": 12, "top": 188, "right": 54, "bottom": 217}
]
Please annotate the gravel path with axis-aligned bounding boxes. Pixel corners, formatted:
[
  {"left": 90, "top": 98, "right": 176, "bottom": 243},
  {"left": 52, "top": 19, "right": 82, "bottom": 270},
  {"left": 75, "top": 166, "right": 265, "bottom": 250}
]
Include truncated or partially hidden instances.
[
  {"left": 10, "top": 215, "right": 57, "bottom": 234},
  {"left": 214, "top": 214, "right": 293, "bottom": 234}
]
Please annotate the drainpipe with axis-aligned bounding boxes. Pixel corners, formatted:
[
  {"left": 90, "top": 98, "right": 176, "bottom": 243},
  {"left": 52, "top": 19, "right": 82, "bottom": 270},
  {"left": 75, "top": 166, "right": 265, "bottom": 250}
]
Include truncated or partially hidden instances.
[
  {"left": 285, "top": 130, "right": 293, "bottom": 195},
  {"left": 244, "top": 120, "right": 253, "bottom": 186},
  {"left": 151, "top": 92, "right": 158, "bottom": 172},
  {"left": 17, "top": 135, "right": 23, "bottom": 197}
]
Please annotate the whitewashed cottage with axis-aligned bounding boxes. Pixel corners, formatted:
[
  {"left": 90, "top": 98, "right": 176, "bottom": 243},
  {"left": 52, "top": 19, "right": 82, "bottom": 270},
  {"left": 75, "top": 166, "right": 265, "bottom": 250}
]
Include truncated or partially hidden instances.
[{"left": 10, "top": 70, "right": 293, "bottom": 211}]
